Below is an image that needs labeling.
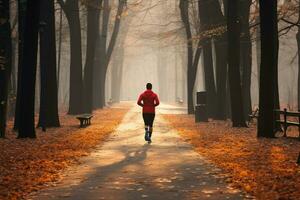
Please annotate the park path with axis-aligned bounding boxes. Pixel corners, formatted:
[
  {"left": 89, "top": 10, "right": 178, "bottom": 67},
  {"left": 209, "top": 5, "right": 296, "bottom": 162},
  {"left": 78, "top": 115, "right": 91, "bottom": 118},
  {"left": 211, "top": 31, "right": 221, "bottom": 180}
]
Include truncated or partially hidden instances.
[{"left": 31, "top": 103, "right": 247, "bottom": 200}]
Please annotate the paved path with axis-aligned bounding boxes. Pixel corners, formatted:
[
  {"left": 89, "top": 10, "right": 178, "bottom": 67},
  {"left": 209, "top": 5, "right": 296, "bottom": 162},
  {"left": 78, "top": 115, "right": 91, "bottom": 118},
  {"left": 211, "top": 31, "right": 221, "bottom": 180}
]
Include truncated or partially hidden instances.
[{"left": 31, "top": 104, "right": 247, "bottom": 200}]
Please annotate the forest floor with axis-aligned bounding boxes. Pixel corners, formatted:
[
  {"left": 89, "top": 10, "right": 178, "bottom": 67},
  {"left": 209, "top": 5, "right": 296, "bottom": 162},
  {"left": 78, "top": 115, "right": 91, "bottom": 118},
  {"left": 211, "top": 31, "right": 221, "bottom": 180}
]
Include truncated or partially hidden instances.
[
  {"left": 2, "top": 102, "right": 300, "bottom": 200},
  {"left": 0, "top": 103, "right": 130, "bottom": 200},
  {"left": 164, "top": 114, "right": 300, "bottom": 200},
  {"left": 29, "top": 104, "right": 249, "bottom": 200}
]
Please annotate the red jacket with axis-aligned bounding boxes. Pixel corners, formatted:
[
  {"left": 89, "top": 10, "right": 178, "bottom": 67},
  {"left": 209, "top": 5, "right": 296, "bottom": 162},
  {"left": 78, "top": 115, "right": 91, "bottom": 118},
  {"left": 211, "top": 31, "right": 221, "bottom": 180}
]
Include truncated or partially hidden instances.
[{"left": 137, "top": 89, "right": 160, "bottom": 113}]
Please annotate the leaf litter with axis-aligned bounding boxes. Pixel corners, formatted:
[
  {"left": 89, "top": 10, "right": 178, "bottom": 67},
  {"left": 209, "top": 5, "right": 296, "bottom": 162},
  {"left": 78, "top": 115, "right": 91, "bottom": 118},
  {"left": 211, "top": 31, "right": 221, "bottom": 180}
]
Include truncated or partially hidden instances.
[
  {"left": 164, "top": 114, "right": 300, "bottom": 200},
  {"left": 0, "top": 107, "right": 129, "bottom": 200}
]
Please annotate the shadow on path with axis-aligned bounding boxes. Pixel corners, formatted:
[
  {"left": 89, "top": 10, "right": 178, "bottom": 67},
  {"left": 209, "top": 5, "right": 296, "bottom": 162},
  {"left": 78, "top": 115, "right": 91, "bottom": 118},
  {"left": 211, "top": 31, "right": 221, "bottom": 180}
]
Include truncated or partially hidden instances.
[{"left": 31, "top": 104, "right": 249, "bottom": 200}]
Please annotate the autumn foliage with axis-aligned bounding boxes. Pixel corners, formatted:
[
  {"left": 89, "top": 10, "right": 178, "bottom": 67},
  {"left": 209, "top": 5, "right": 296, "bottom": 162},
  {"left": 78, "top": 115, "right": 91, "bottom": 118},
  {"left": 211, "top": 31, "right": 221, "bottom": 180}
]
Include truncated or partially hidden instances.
[
  {"left": 164, "top": 114, "right": 300, "bottom": 200},
  {"left": 0, "top": 107, "right": 128, "bottom": 200}
]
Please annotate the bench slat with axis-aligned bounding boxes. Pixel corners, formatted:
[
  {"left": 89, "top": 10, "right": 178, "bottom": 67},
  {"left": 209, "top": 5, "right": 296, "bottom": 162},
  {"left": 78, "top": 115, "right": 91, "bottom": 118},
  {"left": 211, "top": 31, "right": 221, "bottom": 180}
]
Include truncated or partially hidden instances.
[
  {"left": 276, "top": 120, "right": 300, "bottom": 126},
  {"left": 285, "top": 112, "right": 300, "bottom": 117}
]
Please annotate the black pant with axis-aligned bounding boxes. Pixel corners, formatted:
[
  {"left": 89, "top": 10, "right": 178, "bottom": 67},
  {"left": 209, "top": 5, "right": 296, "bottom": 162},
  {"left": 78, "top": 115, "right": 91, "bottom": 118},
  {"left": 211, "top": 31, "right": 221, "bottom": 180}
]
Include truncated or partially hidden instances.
[
  {"left": 143, "top": 113, "right": 155, "bottom": 138},
  {"left": 143, "top": 113, "right": 155, "bottom": 127}
]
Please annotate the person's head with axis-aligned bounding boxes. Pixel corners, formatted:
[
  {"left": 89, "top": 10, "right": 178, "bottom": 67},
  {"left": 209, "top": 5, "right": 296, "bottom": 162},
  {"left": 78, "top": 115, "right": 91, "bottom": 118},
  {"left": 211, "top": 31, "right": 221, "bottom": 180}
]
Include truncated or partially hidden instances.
[{"left": 146, "top": 83, "right": 152, "bottom": 90}]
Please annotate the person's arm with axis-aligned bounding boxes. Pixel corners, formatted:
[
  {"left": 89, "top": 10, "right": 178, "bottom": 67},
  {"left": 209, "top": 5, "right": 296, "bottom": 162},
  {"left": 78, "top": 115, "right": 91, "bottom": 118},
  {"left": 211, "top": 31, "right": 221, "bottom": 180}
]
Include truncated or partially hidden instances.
[
  {"left": 154, "top": 94, "right": 160, "bottom": 106},
  {"left": 137, "top": 94, "right": 144, "bottom": 107}
]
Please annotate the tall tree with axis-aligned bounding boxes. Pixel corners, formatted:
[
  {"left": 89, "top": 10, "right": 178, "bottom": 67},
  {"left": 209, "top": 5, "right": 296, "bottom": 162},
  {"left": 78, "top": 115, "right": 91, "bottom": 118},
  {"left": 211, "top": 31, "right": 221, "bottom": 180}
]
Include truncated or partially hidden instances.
[
  {"left": 93, "top": 0, "right": 109, "bottom": 109},
  {"left": 179, "top": 0, "right": 200, "bottom": 114},
  {"left": 297, "top": 4, "right": 300, "bottom": 110},
  {"left": 227, "top": 0, "right": 247, "bottom": 127},
  {"left": 93, "top": 0, "right": 126, "bottom": 108},
  {"left": 198, "top": 0, "right": 218, "bottom": 118},
  {"left": 240, "top": 0, "right": 252, "bottom": 119},
  {"left": 0, "top": 0, "right": 12, "bottom": 138},
  {"left": 14, "top": 0, "right": 27, "bottom": 130},
  {"left": 257, "top": 0, "right": 278, "bottom": 138},
  {"left": 83, "top": 0, "right": 102, "bottom": 113},
  {"left": 111, "top": 12, "right": 133, "bottom": 103},
  {"left": 38, "top": 0, "right": 60, "bottom": 128},
  {"left": 206, "top": 0, "right": 228, "bottom": 120},
  {"left": 17, "top": 0, "right": 40, "bottom": 138},
  {"left": 58, "top": 0, "right": 84, "bottom": 115}
]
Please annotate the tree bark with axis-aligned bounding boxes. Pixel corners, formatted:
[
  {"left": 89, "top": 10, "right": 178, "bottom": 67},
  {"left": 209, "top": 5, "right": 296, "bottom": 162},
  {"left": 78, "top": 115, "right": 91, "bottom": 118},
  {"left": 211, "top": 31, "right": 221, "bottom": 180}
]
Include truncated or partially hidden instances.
[
  {"left": 110, "top": 13, "right": 133, "bottom": 103},
  {"left": 180, "top": 0, "right": 196, "bottom": 114},
  {"left": 202, "top": 40, "right": 217, "bottom": 118},
  {"left": 0, "top": 0, "right": 12, "bottom": 138},
  {"left": 111, "top": 45, "right": 124, "bottom": 102},
  {"left": 14, "top": 0, "right": 27, "bottom": 130},
  {"left": 227, "top": 0, "right": 247, "bottom": 127},
  {"left": 94, "top": 0, "right": 126, "bottom": 108},
  {"left": 257, "top": 0, "right": 278, "bottom": 138},
  {"left": 198, "top": 0, "right": 218, "bottom": 118},
  {"left": 38, "top": 0, "right": 60, "bottom": 128},
  {"left": 59, "top": 0, "right": 84, "bottom": 115},
  {"left": 83, "top": 0, "right": 101, "bottom": 113},
  {"left": 93, "top": 0, "right": 109, "bottom": 109},
  {"left": 297, "top": 29, "right": 300, "bottom": 110},
  {"left": 17, "top": 0, "right": 40, "bottom": 138},
  {"left": 215, "top": 34, "right": 228, "bottom": 120},
  {"left": 240, "top": 0, "right": 252, "bottom": 119},
  {"left": 209, "top": 0, "right": 228, "bottom": 120}
]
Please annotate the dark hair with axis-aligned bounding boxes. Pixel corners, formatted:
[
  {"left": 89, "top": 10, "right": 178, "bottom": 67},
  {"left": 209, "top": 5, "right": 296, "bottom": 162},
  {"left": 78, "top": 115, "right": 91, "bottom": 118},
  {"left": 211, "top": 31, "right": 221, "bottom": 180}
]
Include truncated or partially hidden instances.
[{"left": 146, "top": 83, "right": 152, "bottom": 90}]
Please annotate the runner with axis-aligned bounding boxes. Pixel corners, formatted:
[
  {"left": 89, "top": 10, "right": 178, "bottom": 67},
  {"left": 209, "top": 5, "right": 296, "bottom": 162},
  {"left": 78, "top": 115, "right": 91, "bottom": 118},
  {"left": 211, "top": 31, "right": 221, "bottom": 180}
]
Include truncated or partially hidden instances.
[{"left": 137, "top": 83, "right": 160, "bottom": 143}]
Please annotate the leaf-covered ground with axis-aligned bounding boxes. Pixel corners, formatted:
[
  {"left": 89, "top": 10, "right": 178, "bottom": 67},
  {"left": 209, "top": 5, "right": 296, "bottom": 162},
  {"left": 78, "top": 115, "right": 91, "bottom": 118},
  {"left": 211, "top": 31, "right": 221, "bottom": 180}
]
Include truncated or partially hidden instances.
[
  {"left": 163, "top": 114, "right": 300, "bottom": 200},
  {"left": 0, "top": 106, "right": 129, "bottom": 200}
]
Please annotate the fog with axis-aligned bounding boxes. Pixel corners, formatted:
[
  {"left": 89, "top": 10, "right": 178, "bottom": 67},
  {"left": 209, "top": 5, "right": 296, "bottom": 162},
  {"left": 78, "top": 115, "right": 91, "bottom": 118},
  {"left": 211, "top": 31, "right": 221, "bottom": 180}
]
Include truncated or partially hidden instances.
[{"left": 53, "top": 0, "right": 298, "bottom": 111}]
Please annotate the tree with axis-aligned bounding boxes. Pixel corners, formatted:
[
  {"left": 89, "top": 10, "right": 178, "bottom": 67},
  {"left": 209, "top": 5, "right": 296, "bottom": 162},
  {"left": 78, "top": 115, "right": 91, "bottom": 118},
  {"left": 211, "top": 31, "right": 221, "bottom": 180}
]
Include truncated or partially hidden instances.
[
  {"left": 38, "top": 0, "right": 60, "bottom": 128},
  {"left": 58, "top": 0, "right": 84, "bottom": 115},
  {"left": 298, "top": 6, "right": 300, "bottom": 110},
  {"left": 257, "top": 0, "right": 278, "bottom": 138},
  {"left": 93, "top": 0, "right": 126, "bottom": 108},
  {"left": 227, "top": 0, "right": 247, "bottom": 127},
  {"left": 111, "top": 11, "right": 133, "bottom": 103},
  {"left": 198, "top": 0, "right": 218, "bottom": 118},
  {"left": 179, "top": 0, "right": 200, "bottom": 114},
  {"left": 239, "top": 0, "right": 252, "bottom": 119},
  {"left": 14, "top": 0, "right": 27, "bottom": 130},
  {"left": 83, "top": 0, "right": 102, "bottom": 113},
  {"left": 17, "top": 0, "right": 40, "bottom": 138},
  {"left": 0, "top": 0, "right": 12, "bottom": 138},
  {"left": 200, "top": 0, "right": 228, "bottom": 120}
]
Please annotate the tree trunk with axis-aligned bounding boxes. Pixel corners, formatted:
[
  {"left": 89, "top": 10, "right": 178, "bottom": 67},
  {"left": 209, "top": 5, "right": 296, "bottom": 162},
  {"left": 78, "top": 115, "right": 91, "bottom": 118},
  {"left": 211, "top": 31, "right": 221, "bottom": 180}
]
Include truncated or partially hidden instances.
[
  {"left": 157, "top": 48, "right": 169, "bottom": 102},
  {"left": 202, "top": 40, "right": 217, "bottom": 118},
  {"left": 207, "top": 0, "right": 228, "bottom": 120},
  {"left": 215, "top": 35, "right": 228, "bottom": 120},
  {"left": 17, "top": 0, "right": 40, "bottom": 138},
  {"left": 0, "top": 0, "right": 12, "bottom": 138},
  {"left": 38, "top": 0, "right": 60, "bottom": 128},
  {"left": 83, "top": 0, "right": 101, "bottom": 113},
  {"left": 95, "top": 0, "right": 126, "bottom": 108},
  {"left": 227, "top": 0, "right": 247, "bottom": 127},
  {"left": 257, "top": 0, "right": 278, "bottom": 138},
  {"left": 240, "top": 0, "right": 252, "bottom": 119},
  {"left": 180, "top": 0, "right": 196, "bottom": 114},
  {"left": 297, "top": 30, "right": 300, "bottom": 110},
  {"left": 93, "top": 0, "right": 109, "bottom": 109},
  {"left": 111, "top": 46, "right": 124, "bottom": 103},
  {"left": 59, "top": 0, "right": 83, "bottom": 115},
  {"left": 14, "top": 0, "right": 27, "bottom": 130}
]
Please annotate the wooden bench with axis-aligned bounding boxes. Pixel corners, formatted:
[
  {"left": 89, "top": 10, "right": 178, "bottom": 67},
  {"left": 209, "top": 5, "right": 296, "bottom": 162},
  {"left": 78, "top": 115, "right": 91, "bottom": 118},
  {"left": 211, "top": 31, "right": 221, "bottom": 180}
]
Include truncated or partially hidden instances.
[
  {"left": 274, "top": 108, "right": 300, "bottom": 139},
  {"left": 76, "top": 114, "right": 93, "bottom": 128},
  {"left": 247, "top": 108, "right": 259, "bottom": 125}
]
